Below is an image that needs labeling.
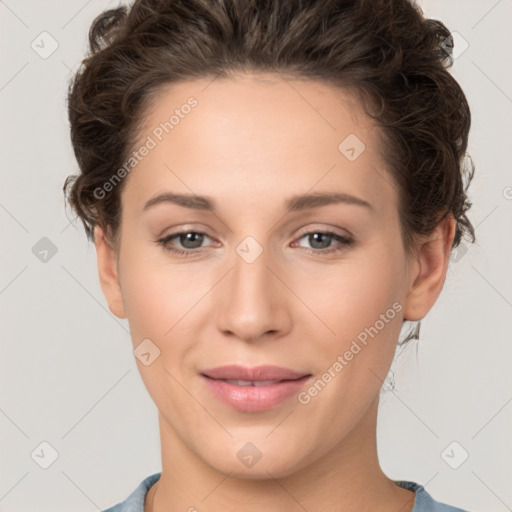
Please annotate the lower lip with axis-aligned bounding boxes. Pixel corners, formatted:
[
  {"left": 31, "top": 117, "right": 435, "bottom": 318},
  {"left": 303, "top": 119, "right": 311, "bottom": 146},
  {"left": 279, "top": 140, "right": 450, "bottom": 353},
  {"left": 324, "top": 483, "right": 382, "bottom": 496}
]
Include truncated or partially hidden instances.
[{"left": 200, "top": 374, "right": 312, "bottom": 412}]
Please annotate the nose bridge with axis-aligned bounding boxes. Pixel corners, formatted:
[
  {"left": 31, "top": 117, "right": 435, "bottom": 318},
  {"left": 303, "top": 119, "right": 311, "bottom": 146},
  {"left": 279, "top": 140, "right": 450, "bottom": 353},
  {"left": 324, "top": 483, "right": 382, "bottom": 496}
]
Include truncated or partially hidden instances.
[
  {"left": 216, "top": 234, "right": 287, "bottom": 340},
  {"left": 231, "top": 235, "right": 275, "bottom": 310}
]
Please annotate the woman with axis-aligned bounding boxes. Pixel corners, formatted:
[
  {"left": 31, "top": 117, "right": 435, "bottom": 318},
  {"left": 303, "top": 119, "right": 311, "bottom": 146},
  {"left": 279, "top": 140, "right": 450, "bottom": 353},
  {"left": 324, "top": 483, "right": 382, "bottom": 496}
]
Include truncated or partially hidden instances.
[{"left": 63, "top": 0, "right": 475, "bottom": 510}]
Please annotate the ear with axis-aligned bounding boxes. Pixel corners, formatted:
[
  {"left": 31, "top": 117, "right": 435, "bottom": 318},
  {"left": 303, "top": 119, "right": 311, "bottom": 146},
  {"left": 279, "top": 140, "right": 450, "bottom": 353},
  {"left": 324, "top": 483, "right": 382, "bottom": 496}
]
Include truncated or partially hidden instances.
[
  {"left": 94, "top": 225, "right": 127, "bottom": 319},
  {"left": 402, "top": 214, "right": 456, "bottom": 321}
]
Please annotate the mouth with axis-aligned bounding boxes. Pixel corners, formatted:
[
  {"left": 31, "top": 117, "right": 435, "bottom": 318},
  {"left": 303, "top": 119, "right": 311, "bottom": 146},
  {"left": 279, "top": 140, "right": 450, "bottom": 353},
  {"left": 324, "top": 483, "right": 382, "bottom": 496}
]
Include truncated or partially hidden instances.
[
  {"left": 204, "top": 378, "right": 303, "bottom": 386},
  {"left": 200, "top": 364, "right": 311, "bottom": 382},
  {"left": 199, "top": 365, "right": 312, "bottom": 412}
]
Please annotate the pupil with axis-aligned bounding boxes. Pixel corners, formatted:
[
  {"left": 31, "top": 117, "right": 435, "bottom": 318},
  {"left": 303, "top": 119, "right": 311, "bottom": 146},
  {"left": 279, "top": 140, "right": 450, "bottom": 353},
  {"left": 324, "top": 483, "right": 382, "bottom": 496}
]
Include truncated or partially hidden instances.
[
  {"left": 182, "top": 233, "right": 203, "bottom": 248},
  {"left": 310, "top": 233, "right": 330, "bottom": 249}
]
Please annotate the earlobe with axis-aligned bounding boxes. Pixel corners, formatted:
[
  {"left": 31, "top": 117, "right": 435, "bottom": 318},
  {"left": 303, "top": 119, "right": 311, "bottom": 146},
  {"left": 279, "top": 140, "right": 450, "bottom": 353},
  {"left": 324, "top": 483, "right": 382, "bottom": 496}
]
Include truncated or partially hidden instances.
[
  {"left": 402, "top": 214, "right": 456, "bottom": 322},
  {"left": 94, "top": 225, "right": 127, "bottom": 319}
]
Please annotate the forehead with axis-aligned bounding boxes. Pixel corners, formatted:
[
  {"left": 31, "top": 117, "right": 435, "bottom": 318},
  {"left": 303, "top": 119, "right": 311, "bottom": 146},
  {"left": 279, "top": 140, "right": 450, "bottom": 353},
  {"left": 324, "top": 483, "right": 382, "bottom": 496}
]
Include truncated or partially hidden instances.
[{"left": 122, "top": 73, "right": 397, "bottom": 217}]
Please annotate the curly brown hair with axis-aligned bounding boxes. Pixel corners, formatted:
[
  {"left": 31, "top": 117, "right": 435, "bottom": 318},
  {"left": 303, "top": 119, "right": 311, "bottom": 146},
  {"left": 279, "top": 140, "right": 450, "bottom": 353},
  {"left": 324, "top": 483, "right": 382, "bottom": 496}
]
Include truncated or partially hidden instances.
[{"left": 63, "top": 0, "right": 476, "bottom": 342}]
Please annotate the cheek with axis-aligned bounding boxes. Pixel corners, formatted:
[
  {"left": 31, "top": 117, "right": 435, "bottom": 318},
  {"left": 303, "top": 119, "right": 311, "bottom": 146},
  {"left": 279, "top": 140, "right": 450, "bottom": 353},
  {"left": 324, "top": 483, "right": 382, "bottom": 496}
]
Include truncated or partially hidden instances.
[
  {"left": 304, "top": 244, "right": 406, "bottom": 368},
  {"left": 118, "top": 245, "right": 197, "bottom": 407},
  {"left": 117, "top": 239, "right": 180, "bottom": 343},
  {"left": 293, "top": 250, "right": 405, "bottom": 424}
]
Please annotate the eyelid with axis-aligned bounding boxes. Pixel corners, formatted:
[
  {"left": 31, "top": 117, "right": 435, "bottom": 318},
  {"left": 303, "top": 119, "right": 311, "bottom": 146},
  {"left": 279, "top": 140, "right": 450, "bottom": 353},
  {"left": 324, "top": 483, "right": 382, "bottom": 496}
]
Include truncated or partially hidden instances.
[
  {"left": 294, "top": 224, "right": 354, "bottom": 240},
  {"left": 157, "top": 223, "right": 212, "bottom": 238}
]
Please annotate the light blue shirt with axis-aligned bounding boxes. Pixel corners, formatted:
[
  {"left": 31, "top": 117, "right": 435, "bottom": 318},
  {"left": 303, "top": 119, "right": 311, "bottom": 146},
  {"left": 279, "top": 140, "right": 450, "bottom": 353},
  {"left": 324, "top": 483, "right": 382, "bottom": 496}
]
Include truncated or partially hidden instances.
[{"left": 102, "top": 472, "right": 471, "bottom": 512}]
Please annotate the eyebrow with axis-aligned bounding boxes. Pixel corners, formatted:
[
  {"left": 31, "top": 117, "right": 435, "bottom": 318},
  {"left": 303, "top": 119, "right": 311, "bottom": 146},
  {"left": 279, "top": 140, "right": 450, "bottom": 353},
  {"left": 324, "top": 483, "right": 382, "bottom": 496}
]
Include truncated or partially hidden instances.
[{"left": 142, "top": 191, "right": 373, "bottom": 213}]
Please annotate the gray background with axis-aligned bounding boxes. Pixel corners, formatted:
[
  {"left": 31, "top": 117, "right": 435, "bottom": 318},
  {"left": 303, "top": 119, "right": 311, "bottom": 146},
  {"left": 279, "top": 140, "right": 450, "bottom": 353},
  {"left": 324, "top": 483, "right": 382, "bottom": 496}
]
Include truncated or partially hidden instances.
[{"left": 1, "top": 1, "right": 511, "bottom": 510}]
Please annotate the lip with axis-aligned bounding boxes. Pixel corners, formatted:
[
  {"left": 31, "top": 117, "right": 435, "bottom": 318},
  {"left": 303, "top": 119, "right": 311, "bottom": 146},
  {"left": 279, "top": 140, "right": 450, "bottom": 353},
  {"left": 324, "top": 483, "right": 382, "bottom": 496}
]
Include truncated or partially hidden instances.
[
  {"left": 200, "top": 365, "right": 312, "bottom": 412},
  {"left": 201, "top": 364, "right": 309, "bottom": 381}
]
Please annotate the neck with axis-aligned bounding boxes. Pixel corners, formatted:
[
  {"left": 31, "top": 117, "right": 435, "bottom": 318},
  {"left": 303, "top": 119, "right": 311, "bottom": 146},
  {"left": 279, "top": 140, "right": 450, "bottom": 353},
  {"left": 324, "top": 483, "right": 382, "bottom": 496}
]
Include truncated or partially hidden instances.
[{"left": 146, "top": 395, "right": 415, "bottom": 512}]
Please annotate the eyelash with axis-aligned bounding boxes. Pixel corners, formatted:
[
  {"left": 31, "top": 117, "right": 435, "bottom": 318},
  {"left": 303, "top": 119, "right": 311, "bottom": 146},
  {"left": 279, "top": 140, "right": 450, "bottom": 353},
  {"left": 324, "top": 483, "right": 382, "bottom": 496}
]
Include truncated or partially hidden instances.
[{"left": 155, "top": 230, "right": 354, "bottom": 257}]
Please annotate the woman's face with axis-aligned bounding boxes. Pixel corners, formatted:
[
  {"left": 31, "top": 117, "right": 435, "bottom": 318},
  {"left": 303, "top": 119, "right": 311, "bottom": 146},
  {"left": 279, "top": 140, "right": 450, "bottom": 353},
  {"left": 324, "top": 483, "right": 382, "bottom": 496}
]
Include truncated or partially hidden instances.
[{"left": 96, "top": 73, "right": 439, "bottom": 478}]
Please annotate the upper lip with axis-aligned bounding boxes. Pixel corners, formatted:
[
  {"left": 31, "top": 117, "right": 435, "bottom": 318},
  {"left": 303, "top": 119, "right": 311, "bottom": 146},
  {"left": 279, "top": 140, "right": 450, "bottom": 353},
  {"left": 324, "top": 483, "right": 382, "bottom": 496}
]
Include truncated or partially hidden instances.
[{"left": 201, "top": 365, "right": 311, "bottom": 381}]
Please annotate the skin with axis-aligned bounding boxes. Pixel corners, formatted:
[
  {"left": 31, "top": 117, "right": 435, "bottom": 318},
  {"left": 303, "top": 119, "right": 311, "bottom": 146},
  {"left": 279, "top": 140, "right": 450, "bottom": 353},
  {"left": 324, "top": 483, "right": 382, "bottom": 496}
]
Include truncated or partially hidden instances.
[{"left": 94, "top": 73, "right": 455, "bottom": 512}]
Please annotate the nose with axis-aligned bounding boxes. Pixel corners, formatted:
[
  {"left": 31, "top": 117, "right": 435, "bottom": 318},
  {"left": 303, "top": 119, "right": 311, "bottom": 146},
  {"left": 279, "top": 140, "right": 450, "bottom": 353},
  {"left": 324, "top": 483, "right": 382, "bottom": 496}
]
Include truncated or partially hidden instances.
[{"left": 215, "top": 240, "right": 292, "bottom": 342}]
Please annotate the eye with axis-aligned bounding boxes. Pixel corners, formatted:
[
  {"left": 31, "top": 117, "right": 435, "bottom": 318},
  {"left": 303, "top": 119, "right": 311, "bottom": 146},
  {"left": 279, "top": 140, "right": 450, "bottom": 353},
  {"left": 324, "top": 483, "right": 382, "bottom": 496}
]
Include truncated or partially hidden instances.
[
  {"left": 156, "top": 231, "right": 212, "bottom": 256},
  {"left": 156, "top": 229, "right": 354, "bottom": 257},
  {"left": 293, "top": 230, "right": 354, "bottom": 255}
]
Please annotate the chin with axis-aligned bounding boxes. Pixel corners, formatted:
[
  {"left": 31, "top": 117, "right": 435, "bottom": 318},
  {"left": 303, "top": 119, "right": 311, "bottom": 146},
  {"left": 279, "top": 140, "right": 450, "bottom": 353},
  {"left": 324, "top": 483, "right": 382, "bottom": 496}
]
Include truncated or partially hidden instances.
[{"left": 203, "top": 445, "right": 310, "bottom": 480}]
